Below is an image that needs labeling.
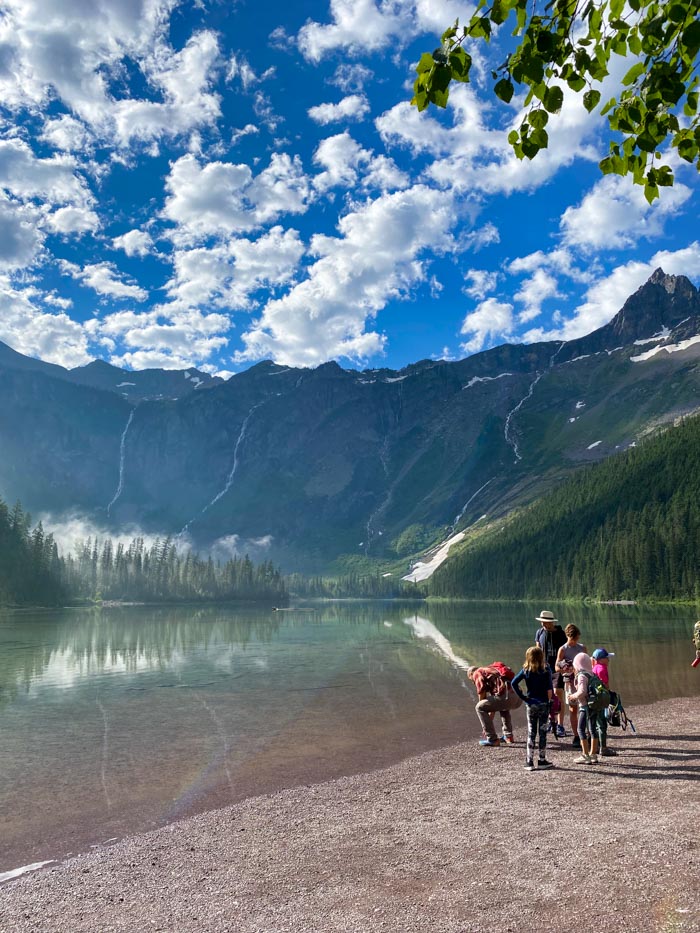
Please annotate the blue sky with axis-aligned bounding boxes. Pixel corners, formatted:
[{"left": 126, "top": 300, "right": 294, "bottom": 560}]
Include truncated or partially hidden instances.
[{"left": 1, "top": 0, "right": 698, "bottom": 377}]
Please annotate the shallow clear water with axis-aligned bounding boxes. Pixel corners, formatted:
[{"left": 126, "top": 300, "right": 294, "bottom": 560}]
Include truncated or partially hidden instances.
[{"left": 1, "top": 599, "right": 698, "bottom": 873}]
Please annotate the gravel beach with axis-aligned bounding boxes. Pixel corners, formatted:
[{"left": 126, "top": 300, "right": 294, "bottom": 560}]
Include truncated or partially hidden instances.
[{"left": 1, "top": 695, "right": 698, "bottom": 933}]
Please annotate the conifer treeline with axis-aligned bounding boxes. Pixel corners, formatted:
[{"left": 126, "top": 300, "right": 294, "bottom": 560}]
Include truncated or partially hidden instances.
[
  {"left": 288, "top": 572, "right": 423, "bottom": 599},
  {"left": 0, "top": 497, "right": 287, "bottom": 606},
  {"left": 0, "top": 500, "right": 65, "bottom": 605},
  {"left": 431, "top": 414, "right": 700, "bottom": 600}
]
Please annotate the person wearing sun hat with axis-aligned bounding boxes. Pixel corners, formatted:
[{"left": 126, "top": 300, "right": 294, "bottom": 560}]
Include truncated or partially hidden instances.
[
  {"left": 592, "top": 648, "right": 617, "bottom": 757},
  {"left": 534, "top": 610, "right": 567, "bottom": 737}
]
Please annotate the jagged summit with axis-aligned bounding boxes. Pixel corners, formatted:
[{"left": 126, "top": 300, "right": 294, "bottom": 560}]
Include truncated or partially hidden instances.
[{"left": 561, "top": 269, "right": 700, "bottom": 361}]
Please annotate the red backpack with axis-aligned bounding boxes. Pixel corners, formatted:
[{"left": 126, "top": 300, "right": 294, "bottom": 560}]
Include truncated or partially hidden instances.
[{"left": 485, "top": 661, "right": 516, "bottom": 697}]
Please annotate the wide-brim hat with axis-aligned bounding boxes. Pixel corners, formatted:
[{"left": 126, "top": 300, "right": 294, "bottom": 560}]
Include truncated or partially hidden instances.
[{"left": 536, "top": 610, "right": 558, "bottom": 623}]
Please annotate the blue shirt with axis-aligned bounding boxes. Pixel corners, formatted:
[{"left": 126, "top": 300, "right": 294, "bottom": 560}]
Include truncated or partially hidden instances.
[{"left": 511, "top": 667, "right": 553, "bottom": 704}]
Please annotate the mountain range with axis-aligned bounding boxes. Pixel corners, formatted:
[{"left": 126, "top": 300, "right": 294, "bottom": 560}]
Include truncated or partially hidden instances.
[{"left": 1, "top": 267, "right": 699, "bottom": 572}]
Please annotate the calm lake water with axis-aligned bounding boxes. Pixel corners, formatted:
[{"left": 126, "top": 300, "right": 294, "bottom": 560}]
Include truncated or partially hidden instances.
[{"left": 1, "top": 599, "right": 698, "bottom": 874}]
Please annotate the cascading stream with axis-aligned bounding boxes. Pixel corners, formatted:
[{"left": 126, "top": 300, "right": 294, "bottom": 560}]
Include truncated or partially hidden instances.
[
  {"left": 107, "top": 409, "right": 135, "bottom": 514},
  {"left": 179, "top": 402, "right": 262, "bottom": 536},
  {"left": 504, "top": 342, "right": 565, "bottom": 462}
]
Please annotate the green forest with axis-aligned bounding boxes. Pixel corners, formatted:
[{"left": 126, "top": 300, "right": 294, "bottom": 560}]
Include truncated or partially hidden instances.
[
  {"left": 0, "top": 498, "right": 287, "bottom": 607},
  {"left": 431, "top": 414, "right": 700, "bottom": 601}
]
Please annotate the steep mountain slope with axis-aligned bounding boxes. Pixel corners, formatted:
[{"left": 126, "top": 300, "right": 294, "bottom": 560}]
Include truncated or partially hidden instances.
[
  {"left": 0, "top": 269, "right": 699, "bottom": 571},
  {"left": 430, "top": 409, "right": 700, "bottom": 600}
]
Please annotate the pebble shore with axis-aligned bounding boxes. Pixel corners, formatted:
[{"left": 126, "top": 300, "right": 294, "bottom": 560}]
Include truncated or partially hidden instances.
[{"left": 1, "top": 695, "right": 698, "bottom": 932}]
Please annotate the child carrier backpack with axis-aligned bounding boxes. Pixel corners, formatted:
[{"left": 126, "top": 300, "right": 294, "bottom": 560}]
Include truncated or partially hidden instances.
[
  {"left": 586, "top": 672, "right": 611, "bottom": 713},
  {"left": 605, "top": 690, "right": 637, "bottom": 732}
]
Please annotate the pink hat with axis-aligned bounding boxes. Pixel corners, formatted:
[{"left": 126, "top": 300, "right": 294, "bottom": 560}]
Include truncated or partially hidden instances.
[{"left": 573, "top": 653, "right": 593, "bottom": 674}]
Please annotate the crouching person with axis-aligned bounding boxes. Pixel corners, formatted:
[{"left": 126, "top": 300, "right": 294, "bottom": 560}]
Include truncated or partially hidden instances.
[{"left": 467, "top": 662, "right": 522, "bottom": 747}]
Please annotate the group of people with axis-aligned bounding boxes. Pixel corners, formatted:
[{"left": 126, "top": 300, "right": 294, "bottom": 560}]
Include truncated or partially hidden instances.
[{"left": 466, "top": 609, "right": 617, "bottom": 771}]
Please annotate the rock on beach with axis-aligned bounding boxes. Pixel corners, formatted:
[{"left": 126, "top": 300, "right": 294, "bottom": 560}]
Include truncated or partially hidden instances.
[{"left": 1, "top": 696, "right": 698, "bottom": 933}]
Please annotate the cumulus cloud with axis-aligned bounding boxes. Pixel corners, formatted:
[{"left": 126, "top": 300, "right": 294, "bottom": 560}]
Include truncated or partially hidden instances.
[
  {"left": 0, "top": 138, "right": 92, "bottom": 205},
  {"left": 62, "top": 261, "right": 148, "bottom": 301},
  {"left": 113, "top": 229, "right": 155, "bottom": 258},
  {"left": 514, "top": 268, "right": 562, "bottom": 323},
  {"left": 522, "top": 243, "right": 700, "bottom": 343},
  {"left": 47, "top": 206, "right": 100, "bottom": 236},
  {"left": 235, "top": 184, "right": 458, "bottom": 366},
  {"left": 163, "top": 152, "right": 312, "bottom": 243},
  {"left": 460, "top": 297, "right": 514, "bottom": 354},
  {"left": 313, "top": 131, "right": 408, "bottom": 192},
  {"left": 0, "top": 199, "right": 44, "bottom": 270},
  {"left": 0, "top": 0, "right": 221, "bottom": 148},
  {"left": 297, "top": 0, "right": 470, "bottom": 62},
  {"left": 165, "top": 226, "right": 305, "bottom": 311},
  {"left": 560, "top": 175, "right": 693, "bottom": 251},
  {"left": 308, "top": 94, "right": 370, "bottom": 125},
  {"left": 93, "top": 306, "right": 231, "bottom": 370},
  {"left": 463, "top": 269, "right": 499, "bottom": 300},
  {"left": 0, "top": 277, "right": 92, "bottom": 366}
]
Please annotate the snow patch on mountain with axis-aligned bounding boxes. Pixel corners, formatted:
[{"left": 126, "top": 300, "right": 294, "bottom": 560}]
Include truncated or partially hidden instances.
[
  {"left": 631, "top": 334, "right": 700, "bottom": 363},
  {"left": 463, "top": 373, "right": 513, "bottom": 389}
]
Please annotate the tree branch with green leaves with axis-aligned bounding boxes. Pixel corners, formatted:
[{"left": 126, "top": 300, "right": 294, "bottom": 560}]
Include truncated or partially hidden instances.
[{"left": 412, "top": 0, "right": 700, "bottom": 203}]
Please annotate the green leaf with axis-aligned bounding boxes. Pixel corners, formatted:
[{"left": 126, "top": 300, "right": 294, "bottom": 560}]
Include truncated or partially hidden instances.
[
  {"left": 449, "top": 46, "right": 472, "bottom": 82},
  {"left": 416, "top": 53, "right": 434, "bottom": 75},
  {"left": 627, "top": 32, "right": 642, "bottom": 55},
  {"left": 644, "top": 182, "right": 660, "bottom": 204},
  {"left": 622, "top": 62, "right": 645, "bottom": 86},
  {"left": 682, "top": 21, "right": 700, "bottom": 53},
  {"left": 599, "top": 156, "right": 615, "bottom": 174},
  {"left": 583, "top": 89, "right": 601, "bottom": 112},
  {"left": 529, "top": 108, "right": 549, "bottom": 129},
  {"left": 508, "top": 129, "right": 520, "bottom": 145},
  {"left": 543, "top": 84, "right": 564, "bottom": 113},
  {"left": 494, "top": 78, "right": 515, "bottom": 102},
  {"left": 567, "top": 73, "right": 586, "bottom": 92}
]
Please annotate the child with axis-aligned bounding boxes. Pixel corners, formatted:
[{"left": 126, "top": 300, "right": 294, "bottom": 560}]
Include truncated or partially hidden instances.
[
  {"left": 592, "top": 648, "right": 617, "bottom": 757},
  {"left": 555, "top": 624, "right": 587, "bottom": 748},
  {"left": 692, "top": 621, "right": 700, "bottom": 668},
  {"left": 568, "top": 653, "right": 599, "bottom": 764},
  {"left": 511, "top": 645, "right": 555, "bottom": 771}
]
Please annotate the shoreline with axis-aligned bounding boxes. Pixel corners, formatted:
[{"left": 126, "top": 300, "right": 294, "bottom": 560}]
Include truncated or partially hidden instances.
[{"left": 1, "top": 694, "right": 699, "bottom": 932}]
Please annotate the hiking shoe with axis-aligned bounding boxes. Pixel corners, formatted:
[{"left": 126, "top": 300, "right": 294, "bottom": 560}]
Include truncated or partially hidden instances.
[
  {"left": 501, "top": 734, "right": 515, "bottom": 745},
  {"left": 589, "top": 755, "right": 598, "bottom": 763},
  {"left": 600, "top": 747, "right": 617, "bottom": 757},
  {"left": 538, "top": 759, "right": 555, "bottom": 770},
  {"left": 556, "top": 724, "right": 566, "bottom": 738},
  {"left": 478, "top": 737, "right": 501, "bottom": 747},
  {"left": 573, "top": 754, "right": 592, "bottom": 764},
  {"left": 524, "top": 761, "right": 535, "bottom": 771}
]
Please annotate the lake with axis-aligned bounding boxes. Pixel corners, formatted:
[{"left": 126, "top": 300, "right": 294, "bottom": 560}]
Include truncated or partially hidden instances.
[{"left": 1, "top": 599, "right": 698, "bottom": 877}]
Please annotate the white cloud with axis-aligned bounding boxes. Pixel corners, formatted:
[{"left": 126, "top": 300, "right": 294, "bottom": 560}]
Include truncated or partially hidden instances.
[
  {"left": 226, "top": 54, "right": 275, "bottom": 90},
  {"left": 47, "top": 206, "right": 100, "bottom": 236},
  {"left": 297, "top": 0, "right": 471, "bottom": 62},
  {"left": 163, "top": 152, "right": 312, "bottom": 243},
  {"left": 235, "top": 184, "right": 458, "bottom": 366},
  {"left": 0, "top": 277, "right": 92, "bottom": 366},
  {"left": 62, "top": 261, "right": 148, "bottom": 301},
  {"left": 460, "top": 297, "right": 514, "bottom": 353},
  {"left": 165, "top": 226, "right": 305, "bottom": 310},
  {"left": 0, "top": 199, "right": 44, "bottom": 270},
  {"left": 91, "top": 306, "right": 232, "bottom": 370},
  {"left": 0, "top": 138, "right": 91, "bottom": 205},
  {"left": 313, "top": 131, "right": 408, "bottom": 192},
  {"left": 463, "top": 269, "right": 499, "bottom": 300},
  {"left": 328, "top": 63, "right": 374, "bottom": 93},
  {"left": 308, "top": 94, "right": 370, "bottom": 125},
  {"left": 522, "top": 243, "right": 700, "bottom": 343},
  {"left": 40, "top": 115, "right": 93, "bottom": 152},
  {"left": 514, "top": 268, "right": 562, "bottom": 323},
  {"left": 560, "top": 175, "right": 692, "bottom": 251},
  {"left": 113, "top": 229, "right": 155, "bottom": 258}
]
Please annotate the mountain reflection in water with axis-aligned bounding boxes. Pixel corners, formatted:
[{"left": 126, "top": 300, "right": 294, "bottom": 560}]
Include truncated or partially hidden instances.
[{"left": 0, "top": 600, "right": 697, "bottom": 876}]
